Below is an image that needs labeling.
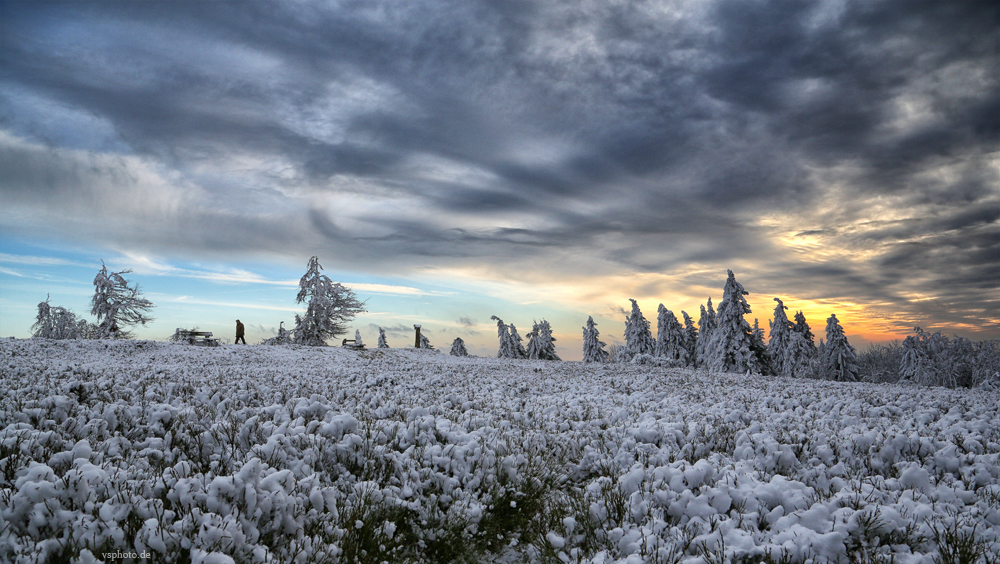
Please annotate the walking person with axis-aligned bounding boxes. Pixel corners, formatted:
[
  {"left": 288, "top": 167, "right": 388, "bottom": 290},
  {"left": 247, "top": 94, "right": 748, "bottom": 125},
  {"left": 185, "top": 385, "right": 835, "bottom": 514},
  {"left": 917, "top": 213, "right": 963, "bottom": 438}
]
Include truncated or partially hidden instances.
[{"left": 235, "top": 319, "right": 246, "bottom": 344}]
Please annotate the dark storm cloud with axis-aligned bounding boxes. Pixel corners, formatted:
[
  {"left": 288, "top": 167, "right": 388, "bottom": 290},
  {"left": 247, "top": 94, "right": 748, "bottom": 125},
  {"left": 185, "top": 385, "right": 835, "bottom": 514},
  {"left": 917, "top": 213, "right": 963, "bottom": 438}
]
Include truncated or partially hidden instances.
[{"left": 1, "top": 0, "right": 997, "bottom": 336}]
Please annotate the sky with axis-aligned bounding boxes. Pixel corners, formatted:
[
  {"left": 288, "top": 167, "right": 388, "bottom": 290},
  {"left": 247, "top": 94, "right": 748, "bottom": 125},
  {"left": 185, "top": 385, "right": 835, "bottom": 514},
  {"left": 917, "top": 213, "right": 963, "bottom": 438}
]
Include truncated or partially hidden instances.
[{"left": 1, "top": 0, "right": 998, "bottom": 360}]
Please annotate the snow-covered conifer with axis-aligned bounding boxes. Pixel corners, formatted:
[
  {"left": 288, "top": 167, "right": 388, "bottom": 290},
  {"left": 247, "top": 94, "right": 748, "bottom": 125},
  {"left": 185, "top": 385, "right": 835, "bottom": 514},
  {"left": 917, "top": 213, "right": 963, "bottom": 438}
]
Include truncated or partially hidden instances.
[
  {"left": 681, "top": 311, "right": 697, "bottom": 366},
  {"left": 450, "top": 337, "right": 469, "bottom": 357},
  {"left": 91, "top": 263, "right": 154, "bottom": 339},
  {"left": 582, "top": 316, "right": 609, "bottom": 363},
  {"left": 292, "top": 257, "right": 367, "bottom": 346},
  {"left": 695, "top": 298, "right": 717, "bottom": 366},
  {"left": 377, "top": 327, "right": 389, "bottom": 348},
  {"left": 703, "top": 270, "right": 764, "bottom": 374},
  {"left": 420, "top": 333, "right": 434, "bottom": 350},
  {"left": 622, "top": 299, "right": 654, "bottom": 362},
  {"left": 509, "top": 324, "right": 527, "bottom": 358},
  {"left": 655, "top": 304, "right": 686, "bottom": 363},
  {"left": 793, "top": 311, "right": 816, "bottom": 353},
  {"left": 491, "top": 316, "right": 519, "bottom": 358},
  {"left": 821, "top": 314, "right": 859, "bottom": 382},
  {"left": 526, "top": 319, "right": 560, "bottom": 360},
  {"left": 768, "top": 298, "right": 814, "bottom": 378}
]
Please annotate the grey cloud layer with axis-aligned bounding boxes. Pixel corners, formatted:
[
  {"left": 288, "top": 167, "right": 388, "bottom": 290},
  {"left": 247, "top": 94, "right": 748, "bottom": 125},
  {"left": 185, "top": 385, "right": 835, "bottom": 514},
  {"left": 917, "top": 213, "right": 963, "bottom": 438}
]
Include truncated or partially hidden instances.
[{"left": 1, "top": 0, "right": 997, "bottom": 335}]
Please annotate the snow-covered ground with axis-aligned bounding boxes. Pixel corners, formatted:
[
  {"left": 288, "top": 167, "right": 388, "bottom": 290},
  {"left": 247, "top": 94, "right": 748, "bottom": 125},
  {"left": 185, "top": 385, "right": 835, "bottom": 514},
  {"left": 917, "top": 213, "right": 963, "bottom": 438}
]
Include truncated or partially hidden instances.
[{"left": 1, "top": 338, "right": 998, "bottom": 563}]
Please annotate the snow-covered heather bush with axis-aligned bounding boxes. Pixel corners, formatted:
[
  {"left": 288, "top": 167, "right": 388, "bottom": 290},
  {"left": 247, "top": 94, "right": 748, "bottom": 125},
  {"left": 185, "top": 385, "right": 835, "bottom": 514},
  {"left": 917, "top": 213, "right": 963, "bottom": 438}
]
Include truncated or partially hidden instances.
[
  {"left": 1, "top": 339, "right": 998, "bottom": 564},
  {"left": 292, "top": 256, "right": 367, "bottom": 346},
  {"left": 91, "top": 263, "right": 154, "bottom": 339},
  {"left": 525, "top": 320, "right": 560, "bottom": 361},
  {"left": 582, "top": 316, "right": 609, "bottom": 363}
]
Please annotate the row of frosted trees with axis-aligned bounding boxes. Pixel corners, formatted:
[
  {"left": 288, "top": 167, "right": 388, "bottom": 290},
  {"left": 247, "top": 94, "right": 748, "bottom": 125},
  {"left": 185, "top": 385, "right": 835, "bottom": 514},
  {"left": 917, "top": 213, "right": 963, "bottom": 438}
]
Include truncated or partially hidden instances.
[{"left": 582, "top": 270, "right": 862, "bottom": 381}]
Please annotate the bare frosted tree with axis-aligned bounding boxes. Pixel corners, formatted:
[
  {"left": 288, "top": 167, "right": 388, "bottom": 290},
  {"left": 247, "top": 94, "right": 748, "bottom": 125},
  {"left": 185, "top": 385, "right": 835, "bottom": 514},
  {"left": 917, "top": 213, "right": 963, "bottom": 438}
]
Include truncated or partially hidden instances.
[
  {"left": 292, "top": 256, "right": 367, "bottom": 346},
  {"left": 32, "top": 295, "right": 89, "bottom": 339},
  {"left": 91, "top": 262, "right": 154, "bottom": 339}
]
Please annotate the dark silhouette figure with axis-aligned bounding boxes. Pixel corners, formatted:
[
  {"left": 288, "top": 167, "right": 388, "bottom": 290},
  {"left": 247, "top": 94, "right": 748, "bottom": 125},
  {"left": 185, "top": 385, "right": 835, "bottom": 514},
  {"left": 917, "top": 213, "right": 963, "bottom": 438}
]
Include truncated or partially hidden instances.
[{"left": 235, "top": 319, "right": 246, "bottom": 344}]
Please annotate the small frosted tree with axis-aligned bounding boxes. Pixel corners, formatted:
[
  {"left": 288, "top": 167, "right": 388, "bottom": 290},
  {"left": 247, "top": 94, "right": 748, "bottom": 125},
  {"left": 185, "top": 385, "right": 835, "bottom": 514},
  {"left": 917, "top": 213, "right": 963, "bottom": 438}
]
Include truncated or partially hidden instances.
[
  {"left": 821, "top": 314, "right": 859, "bottom": 382},
  {"left": 681, "top": 311, "right": 697, "bottom": 366},
  {"left": 655, "top": 304, "right": 687, "bottom": 363},
  {"left": 450, "top": 337, "right": 469, "bottom": 357},
  {"left": 419, "top": 333, "right": 434, "bottom": 350},
  {"left": 703, "top": 271, "right": 764, "bottom": 374},
  {"left": 377, "top": 327, "right": 389, "bottom": 348},
  {"left": 695, "top": 298, "right": 717, "bottom": 366},
  {"left": 582, "top": 316, "right": 609, "bottom": 363},
  {"left": 491, "top": 316, "right": 521, "bottom": 359},
  {"left": 91, "top": 263, "right": 154, "bottom": 339},
  {"left": 32, "top": 295, "right": 88, "bottom": 339},
  {"left": 292, "top": 256, "right": 367, "bottom": 346},
  {"left": 526, "top": 319, "right": 560, "bottom": 360},
  {"left": 622, "top": 299, "right": 654, "bottom": 362}
]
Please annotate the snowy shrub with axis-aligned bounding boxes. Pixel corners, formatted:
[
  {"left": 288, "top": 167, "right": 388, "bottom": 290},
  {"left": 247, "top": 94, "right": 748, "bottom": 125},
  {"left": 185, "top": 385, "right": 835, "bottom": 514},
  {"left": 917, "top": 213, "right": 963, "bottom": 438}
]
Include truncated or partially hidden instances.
[
  {"left": 900, "top": 328, "right": 1000, "bottom": 388},
  {"left": 1, "top": 339, "right": 997, "bottom": 564},
  {"left": 857, "top": 341, "right": 905, "bottom": 383},
  {"left": 292, "top": 256, "right": 367, "bottom": 346}
]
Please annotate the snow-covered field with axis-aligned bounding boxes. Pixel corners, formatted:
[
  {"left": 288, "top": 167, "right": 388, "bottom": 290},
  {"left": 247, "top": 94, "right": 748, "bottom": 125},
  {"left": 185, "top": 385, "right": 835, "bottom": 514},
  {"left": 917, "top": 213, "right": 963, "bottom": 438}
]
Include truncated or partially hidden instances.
[{"left": 1, "top": 339, "right": 998, "bottom": 564}]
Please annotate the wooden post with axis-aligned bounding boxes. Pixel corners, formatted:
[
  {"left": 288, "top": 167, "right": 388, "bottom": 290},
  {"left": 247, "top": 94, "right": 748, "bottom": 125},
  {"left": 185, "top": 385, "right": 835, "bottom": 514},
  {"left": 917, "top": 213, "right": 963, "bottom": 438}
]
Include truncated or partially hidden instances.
[{"left": 414, "top": 324, "right": 421, "bottom": 348}]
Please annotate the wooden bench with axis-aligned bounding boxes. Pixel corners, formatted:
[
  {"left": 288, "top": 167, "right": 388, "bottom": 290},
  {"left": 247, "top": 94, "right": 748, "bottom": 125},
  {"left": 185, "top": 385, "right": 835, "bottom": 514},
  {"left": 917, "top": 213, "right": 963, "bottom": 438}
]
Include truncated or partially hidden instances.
[
  {"left": 341, "top": 338, "right": 365, "bottom": 350},
  {"left": 176, "top": 330, "right": 220, "bottom": 347}
]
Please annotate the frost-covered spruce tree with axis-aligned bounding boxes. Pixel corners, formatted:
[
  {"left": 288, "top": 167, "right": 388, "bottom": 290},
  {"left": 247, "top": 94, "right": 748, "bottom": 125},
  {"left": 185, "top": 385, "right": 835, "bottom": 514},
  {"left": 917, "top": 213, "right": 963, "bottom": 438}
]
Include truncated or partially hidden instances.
[
  {"left": 655, "top": 304, "right": 687, "bottom": 363},
  {"left": 292, "top": 257, "right": 367, "bottom": 346},
  {"left": 703, "top": 270, "right": 764, "bottom": 374},
  {"left": 377, "top": 327, "right": 389, "bottom": 348},
  {"left": 419, "top": 333, "right": 434, "bottom": 350},
  {"left": 32, "top": 295, "right": 86, "bottom": 339},
  {"left": 681, "top": 311, "right": 697, "bottom": 366},
  {"left": 793, "top": 311, "right": 816, "bottom": 353},
  {"left": 526, "top": 319, "right": 560, "bottom": 360},
  {"left": 821, "top": 314, "right": 859, "bottom": 382},
  {"left": 91, "top": 263, "right": 154, "bottom": 339},
  {"left": 582, "top": 316, "right": 609, "bottom": 363},
  {"left": 491, "top": 316, "right": 519, "bottom": 358},
  {"left": 768, "top": 298, "right": 813, "bottom": 378},
  {"left": 751, "top": 318, "right": 774, "bottom": 375},
  {"left": 509, "top": 324, "right": 527, "bottom": 358},
  {"left": 695, "top": 298, "right": 717, "bottom": 366},
  {"left": 450, "top": 337, "right": 469, "bottom": 357},
  {"left": 622, "top": 299, "right": 654, "bottom": 362}
]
